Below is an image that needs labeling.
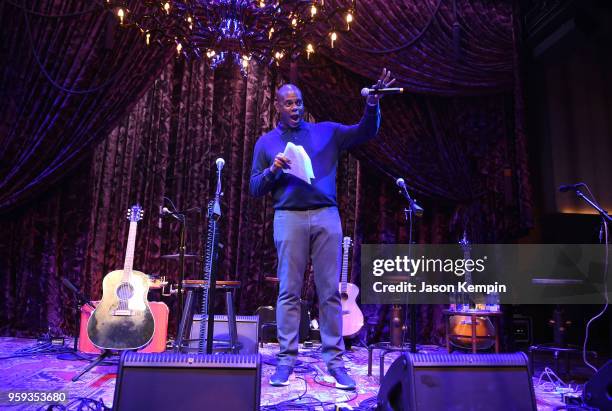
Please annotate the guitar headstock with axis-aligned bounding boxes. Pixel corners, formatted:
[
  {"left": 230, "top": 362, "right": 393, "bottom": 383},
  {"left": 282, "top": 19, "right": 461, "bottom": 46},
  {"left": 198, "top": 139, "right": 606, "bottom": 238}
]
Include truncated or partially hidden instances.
[
  {"left": 458, "top": 230, "right": 470, "bottom": 251},
  {"left": 127, "top": 204, "right": 144, "bottom": 223},
  {"left": 343, "top": 236, "right": 353, "bottom": 249}
]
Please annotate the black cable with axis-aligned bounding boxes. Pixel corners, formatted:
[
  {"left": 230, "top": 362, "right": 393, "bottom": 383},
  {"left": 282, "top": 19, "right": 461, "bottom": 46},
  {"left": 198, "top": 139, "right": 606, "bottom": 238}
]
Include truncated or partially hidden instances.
[
  {"left": 38, "top": 396, "right": 111, "bottom": 411},
  {"left": 21, "top": 1, "right": 127, "bottom": 95},
  {"left": 348, "top": 0, "right": 444, "bottom": 54},
  {"left": 579, "top": 184, "right": 609, "bottom": 373},
  {"left": 357, "top": 395, "right": 379, "bottom": 411},
  {"left": 4, "top": 0, "right": 102, "bottom": 18}
]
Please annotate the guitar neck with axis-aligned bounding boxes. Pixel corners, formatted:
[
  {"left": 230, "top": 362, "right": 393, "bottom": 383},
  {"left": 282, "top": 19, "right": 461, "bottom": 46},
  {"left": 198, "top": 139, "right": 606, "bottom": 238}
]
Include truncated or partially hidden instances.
[
  {"left": 122, "top": 221, "right": 138, "bottom": 282},
  {"left": 340, "top": 244, "right": 350, "bottom": 292}
]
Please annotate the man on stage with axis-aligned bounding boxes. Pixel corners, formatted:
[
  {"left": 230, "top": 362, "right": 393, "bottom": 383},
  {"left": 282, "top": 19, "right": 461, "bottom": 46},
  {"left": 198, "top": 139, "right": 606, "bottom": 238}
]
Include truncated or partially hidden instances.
[{"left": 250, "top": 69, "right": 395, "bottom": 389}]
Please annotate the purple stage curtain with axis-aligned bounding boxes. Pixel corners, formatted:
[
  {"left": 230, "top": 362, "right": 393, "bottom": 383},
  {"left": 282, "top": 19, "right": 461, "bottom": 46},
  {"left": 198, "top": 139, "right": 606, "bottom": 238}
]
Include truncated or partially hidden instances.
[
  {"left": 0, "top": 1, "right": 172, "bottom": 212},
  {"left": 325, "top": 0, "right": 515, "bottom": 96},
  {"left": 0, "top": 1, "right": 530, "bottom": 346}
]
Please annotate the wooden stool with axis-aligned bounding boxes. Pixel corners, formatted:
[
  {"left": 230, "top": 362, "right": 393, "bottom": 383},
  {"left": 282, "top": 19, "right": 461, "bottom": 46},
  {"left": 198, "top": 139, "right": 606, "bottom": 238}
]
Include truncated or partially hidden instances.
[
  {"left": 443, "top": 309, "right": 502, "bottom": 353},
  {"left": 175, "top": 280, "right": 241, "bottom": 353}
]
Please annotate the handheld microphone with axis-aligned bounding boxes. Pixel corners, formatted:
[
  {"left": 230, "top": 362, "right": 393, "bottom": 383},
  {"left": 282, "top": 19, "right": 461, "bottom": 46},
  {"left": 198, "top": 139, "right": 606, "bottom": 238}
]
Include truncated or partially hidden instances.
[
  {"left": 361, "top": 87, "right": 404, "bottom": 97},
  {"left": 216, "top": 158, "right": 225, "bottom": 171},
  {"left": 559, "top": 183, "right": 586, "bottom": 192}
]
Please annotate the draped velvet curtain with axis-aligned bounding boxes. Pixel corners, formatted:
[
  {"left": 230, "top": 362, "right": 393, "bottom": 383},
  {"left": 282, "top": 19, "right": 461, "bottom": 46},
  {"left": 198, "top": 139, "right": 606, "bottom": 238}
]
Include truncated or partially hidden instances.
[
  {"left": 0, "top": 0, "right": 172, "bottom": 212},
  {"left": 0, "top": 0, "right": 531, "bottom": 347}
]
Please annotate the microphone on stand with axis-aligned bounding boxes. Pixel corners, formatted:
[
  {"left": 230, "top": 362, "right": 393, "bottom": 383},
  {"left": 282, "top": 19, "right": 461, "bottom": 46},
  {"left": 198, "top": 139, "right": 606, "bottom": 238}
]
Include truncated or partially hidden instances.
[
  {"left": 396, "top": 178, "right": 424, "bottom": 217},
  {"left": 61, "top": 277, "right": 95, "bottom": 309},
  {"left": 559, "top": 182, "right": 586, "bottom": 192},
  {"left": 361, "top": 87, "right": 404, "bottom": 97},
  {"left": 161, "top": 207, "right": 183, "bottom": 222},
  {"left": 216, "top": 158, "right": 225, "bottom": 171},
  {"left": 213, "top": 158, "right": 225, "bottom": 216}
]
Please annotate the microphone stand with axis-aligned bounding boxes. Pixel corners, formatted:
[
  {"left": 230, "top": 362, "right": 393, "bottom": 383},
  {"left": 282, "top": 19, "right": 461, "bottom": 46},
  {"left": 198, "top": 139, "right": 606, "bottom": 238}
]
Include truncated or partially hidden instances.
[
  {"left": 398, "top": 184, "right": 422, "bottom": 354},
  {"left": 162, "top": 207, "right": 187, "bottom": 324},
  {"left": 574, "top": 189, "right": 612, "bottom": 223},
  {"left": 403, "top": 206, "right": 419, "bottom": 354},
  {"left": 177, "top": 213, "right": 187, "bottom": 319},
  {"left": 60, "top": 278, "right": 95, "bottom": 355}
]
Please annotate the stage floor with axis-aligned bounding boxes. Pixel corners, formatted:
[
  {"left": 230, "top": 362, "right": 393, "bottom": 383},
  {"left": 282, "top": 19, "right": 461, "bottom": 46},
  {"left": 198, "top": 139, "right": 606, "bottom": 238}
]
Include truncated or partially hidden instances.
[{"left": 0, "top": 337, "right": 573, "bottom": 410}]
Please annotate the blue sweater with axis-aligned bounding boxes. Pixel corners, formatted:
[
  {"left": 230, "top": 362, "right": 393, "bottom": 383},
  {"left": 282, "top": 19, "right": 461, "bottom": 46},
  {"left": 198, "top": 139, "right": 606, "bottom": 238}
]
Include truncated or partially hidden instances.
[{"left": 249, "top": 103, "right": 380, "bottom": 210}]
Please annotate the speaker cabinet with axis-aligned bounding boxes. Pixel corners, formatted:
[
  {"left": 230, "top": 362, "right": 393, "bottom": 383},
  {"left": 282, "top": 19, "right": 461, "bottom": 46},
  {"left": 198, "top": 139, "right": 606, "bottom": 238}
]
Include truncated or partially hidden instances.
[
  {"left": 377, "top": 353, "right": 536, "bottom": 411},
  {"left": 113, "top": 351, "right": 261, "bottom": 411},
  {"left": 583, "top": 360, "right": 611, "bottom": 410},
  {"left": 189, "top": 314, "right": 259, "bottom": 354}
]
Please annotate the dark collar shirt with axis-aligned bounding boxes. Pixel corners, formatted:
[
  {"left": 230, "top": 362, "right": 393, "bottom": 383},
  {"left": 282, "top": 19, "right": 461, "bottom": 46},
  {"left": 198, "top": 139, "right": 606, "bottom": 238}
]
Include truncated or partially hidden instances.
[{"left": 249, "top": 103, "right": 380, "bottom": 210}]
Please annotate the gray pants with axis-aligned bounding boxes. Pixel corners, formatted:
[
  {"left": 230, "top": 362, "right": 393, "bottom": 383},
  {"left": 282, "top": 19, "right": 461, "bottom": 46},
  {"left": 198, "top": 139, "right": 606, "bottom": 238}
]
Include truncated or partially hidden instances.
[{"left": 273, "top": 206, "right": 345, "bottom": 370}]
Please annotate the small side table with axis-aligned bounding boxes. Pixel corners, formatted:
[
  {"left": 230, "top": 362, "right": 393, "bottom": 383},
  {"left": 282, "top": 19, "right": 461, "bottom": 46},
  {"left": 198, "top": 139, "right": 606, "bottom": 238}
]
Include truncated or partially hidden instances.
[{"left": 443, "top": 309, "right": 502, "bottom": 353}]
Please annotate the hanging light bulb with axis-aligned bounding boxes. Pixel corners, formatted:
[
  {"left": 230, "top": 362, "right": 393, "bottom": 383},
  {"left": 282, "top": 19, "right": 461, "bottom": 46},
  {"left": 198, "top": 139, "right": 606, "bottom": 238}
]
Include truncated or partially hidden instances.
[
  {"left": 206, "top": 50, "right": 216, "bottom": 58},
  {"left": 346, "top": 12, "right": 353, "bottom": 30},
  {"left": 311, "top": 4, "right": 317, "bottom": 18},
  {"left": 117, "top": 8, "right": 125, "bottom": 25},
  {"left": 306, "top": 43, "right": 314, "bottom": 59},
  {"left": 187, "top": 16, "right": 193, "bottom": 30},
  {"left": 242, "top": 55, "right": 250, "bottom": 69},
  {"left": 176, "top": 42, "right": 182, "bottom": 55},
  {"left": 145, "top": 32, "right": 151, "bottom": 46},
  {"left": 259, "top": 0, "right": 265, "bottom": 7},
  {"left": 330, "top": 32, "right": 337, "bottom": 48},
  {"left": 164, "top": 2, "right": 170, "bottom": 14},
  {"left": 291, "top": 18, "right": 298, "bottom": 27},
  {"left": 268, "top": 27, "right": 274, "bottom": 40}
]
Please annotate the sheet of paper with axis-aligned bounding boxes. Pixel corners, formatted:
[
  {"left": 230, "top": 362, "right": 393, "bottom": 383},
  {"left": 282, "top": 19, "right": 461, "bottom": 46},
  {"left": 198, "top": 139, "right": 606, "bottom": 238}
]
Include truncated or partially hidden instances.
[{"left": 282, "top": 142, "right": 315, "bottom": 184}]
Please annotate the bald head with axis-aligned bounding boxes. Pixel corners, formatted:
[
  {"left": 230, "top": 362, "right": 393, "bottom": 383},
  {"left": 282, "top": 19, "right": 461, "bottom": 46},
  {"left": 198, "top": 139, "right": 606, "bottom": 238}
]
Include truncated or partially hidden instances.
[
  {"left": 276, "top": 84, "right": 302, "bottom": 101},
  {"left": 275, "top": 84, "right": 304, "bottom": 129}
]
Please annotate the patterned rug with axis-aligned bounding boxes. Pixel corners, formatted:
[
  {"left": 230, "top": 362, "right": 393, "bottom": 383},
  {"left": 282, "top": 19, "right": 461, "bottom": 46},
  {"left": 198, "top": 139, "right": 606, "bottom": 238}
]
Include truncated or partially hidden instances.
[{"left": 0, "top": 337, "right": 571, "bottom": 410}]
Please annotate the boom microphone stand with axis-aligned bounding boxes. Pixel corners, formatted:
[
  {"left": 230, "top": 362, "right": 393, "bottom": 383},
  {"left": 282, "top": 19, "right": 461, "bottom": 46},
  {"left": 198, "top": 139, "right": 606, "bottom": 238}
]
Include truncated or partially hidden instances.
[
  {"left": 367, "top": 178, "right": 425, "bottom": 381},
  {"left": 60, "top": 277, "right": 95, "bottom": 353},
  {"left": 397, "top": 178, "right": 424, "bottom": 354}
]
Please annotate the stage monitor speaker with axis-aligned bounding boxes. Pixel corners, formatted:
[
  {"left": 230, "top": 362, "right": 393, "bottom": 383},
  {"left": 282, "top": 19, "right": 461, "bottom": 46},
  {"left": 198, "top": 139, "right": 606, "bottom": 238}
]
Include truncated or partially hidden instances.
[
  {"left": 377, "top": 352, "right": 536, "bottom": 411},
  {"left": 113, "top": 351, "right": 261, "bottom": 411},
  {"left": 189, "top": 314, "right": 259, "bottom": 354},
  {"left": 583, "top": 360, "right": 611, "bottom": 411}
]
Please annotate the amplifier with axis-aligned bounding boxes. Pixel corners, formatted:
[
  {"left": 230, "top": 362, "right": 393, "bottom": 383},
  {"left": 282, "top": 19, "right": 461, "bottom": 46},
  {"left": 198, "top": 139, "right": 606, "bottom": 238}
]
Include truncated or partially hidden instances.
[
  {"left": 189, "top": 314, "right": 259, "bottom": 354},
  {"left": 113, "top": 351, "right": 261, "bottom": 411},
  {"left": 79, "top": 301, "right": 169, "bottom": 353}
]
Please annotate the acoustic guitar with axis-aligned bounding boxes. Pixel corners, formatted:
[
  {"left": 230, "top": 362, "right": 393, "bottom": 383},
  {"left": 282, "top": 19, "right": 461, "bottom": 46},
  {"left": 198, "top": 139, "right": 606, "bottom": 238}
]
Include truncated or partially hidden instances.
[
  {"left": 448, "top": 233, "right": 495, "bottom": 349},
  {"left": 87, "top": 204, "right": 155, "bottom": 350},
  {"left": 339, "top": 237, "right": 364, "bottom": 337}
]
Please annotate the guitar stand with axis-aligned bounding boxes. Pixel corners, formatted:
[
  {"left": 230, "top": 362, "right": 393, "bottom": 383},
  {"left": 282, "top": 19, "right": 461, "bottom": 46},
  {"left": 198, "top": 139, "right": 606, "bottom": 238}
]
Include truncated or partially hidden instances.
[{"left": 71, "top": 349, "right": 117, "bottom": 382}]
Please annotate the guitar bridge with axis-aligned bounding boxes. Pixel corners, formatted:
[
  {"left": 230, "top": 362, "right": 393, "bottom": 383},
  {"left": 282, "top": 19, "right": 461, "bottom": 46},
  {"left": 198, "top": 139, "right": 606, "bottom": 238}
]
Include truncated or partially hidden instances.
[{"left": 113, "top": 309, "right": 132, "bottom": 316}]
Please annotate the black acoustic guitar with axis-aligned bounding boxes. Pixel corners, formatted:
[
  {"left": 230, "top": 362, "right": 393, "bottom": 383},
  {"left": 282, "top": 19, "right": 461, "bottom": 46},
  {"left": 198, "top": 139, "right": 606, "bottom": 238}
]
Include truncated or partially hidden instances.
[{"left": 87, "top": 204, "right": 155, "bottom": 350}]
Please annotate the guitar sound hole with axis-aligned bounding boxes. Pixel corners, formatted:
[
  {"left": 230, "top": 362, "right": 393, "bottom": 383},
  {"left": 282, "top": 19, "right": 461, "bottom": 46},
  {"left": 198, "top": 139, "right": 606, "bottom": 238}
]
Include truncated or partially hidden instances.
[
  {"left": 116, "top": 283, "right": 134, "bottom": 300},
  {"left": 341, "top": 292, "right": 349, "bottom": 301}
]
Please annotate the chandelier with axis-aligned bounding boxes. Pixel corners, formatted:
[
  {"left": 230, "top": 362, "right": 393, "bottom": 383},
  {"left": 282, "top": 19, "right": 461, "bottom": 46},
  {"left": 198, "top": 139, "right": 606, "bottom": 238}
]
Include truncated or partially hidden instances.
[{"left": 103, "top": 1, "right": 355, "bottom": 74}]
